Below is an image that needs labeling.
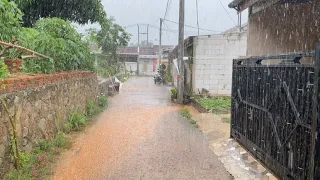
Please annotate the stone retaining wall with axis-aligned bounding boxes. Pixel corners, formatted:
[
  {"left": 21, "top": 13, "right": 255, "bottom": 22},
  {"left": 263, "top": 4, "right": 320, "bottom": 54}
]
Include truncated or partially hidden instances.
[{"left": 0, "top": 71, "right": 99, "bottom": 177}]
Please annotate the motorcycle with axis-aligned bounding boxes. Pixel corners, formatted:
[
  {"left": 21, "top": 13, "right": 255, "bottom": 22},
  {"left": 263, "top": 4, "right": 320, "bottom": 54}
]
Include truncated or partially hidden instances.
[
  {"left": 154, "top": 64, "right": 166, "bottom": 84},
  {"left": 154, "top": 74, "right": 164, "bottom": 84}
]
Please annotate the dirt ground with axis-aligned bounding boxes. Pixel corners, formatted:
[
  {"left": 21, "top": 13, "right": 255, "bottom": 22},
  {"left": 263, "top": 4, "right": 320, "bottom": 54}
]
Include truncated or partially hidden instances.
[{"left": 53, "top": 76, "right": 232, "bottom": 180}]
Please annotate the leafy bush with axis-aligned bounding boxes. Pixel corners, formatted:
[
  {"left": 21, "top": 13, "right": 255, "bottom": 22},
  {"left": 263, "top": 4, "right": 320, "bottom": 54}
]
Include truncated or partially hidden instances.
[
  {"left": 86, "top": 100, "right": 102, "bottom": 117},
  {"left": 37, "top": 141, "right": 53, "bottom": 152},
  {"left": 197, "top": 97, "right": 231, "bottom": 114},
  {"left": 53, "top": 132, "right": 70, "bottom": 149},
  {"left": 15, "top": 18, "right": 95, "bottom": 74},
  {"left": 0, "top": 61, "right": 9, "bottom": 79},
  {"left": 171, "top": 88, "right": 178, "bottom": 100},
  {"left": 98, "top": 96, "right": 108, "bottom": 108},
  {"left": 180, "top": 108, "right": 191, "bottom": 119},
  {"left": 68, "top": 112, "right": 88, "bottom": 131},
  {"left": 0, "top": 0, "right": 23, "bottom": 42}
]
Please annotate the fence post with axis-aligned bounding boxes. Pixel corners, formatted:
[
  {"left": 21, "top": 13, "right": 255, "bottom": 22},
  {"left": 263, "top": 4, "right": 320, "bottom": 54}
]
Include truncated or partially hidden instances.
[{"left": 310, "top": 44, "right": 320, "bottom": 180}]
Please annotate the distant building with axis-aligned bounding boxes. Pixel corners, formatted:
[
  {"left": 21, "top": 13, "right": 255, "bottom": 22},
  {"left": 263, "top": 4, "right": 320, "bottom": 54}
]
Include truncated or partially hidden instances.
[
  {"left": 170, "top": 24, "right": 248, "bottom": 96},
  {"left": 118, "top": 45, "right": 174, "bottom": 76}
]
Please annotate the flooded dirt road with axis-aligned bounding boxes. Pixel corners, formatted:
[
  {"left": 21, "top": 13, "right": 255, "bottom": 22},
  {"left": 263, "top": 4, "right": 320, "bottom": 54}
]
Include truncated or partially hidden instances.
[{"left": 53, "top": 76, "right": 232, "bottom": 180}]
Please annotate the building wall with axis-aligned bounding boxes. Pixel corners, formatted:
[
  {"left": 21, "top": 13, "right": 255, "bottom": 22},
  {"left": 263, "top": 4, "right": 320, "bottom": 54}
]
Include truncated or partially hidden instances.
[
  {"left": 0, "top": 72, "right": 100, "bottom": 177},
  {"left": 248, "top": 1, "right": 320, "bottom": 56},
  {"left": 138, "top": 58, "right": 156, "bottom": 76},
  {"left": 193, "top": 33, "right": 247, "bottom": 96},
  {"left": 125, "top": 62, "right": 138, "bottom": 74}
]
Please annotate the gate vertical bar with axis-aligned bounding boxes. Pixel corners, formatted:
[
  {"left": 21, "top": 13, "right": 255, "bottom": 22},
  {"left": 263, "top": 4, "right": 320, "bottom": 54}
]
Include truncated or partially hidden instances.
[{"left": 310, "top": 44, "right": 320, "bottom": 180}]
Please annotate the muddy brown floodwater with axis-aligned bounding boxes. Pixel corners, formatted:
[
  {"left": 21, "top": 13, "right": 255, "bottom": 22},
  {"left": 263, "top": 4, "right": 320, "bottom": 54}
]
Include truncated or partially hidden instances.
[{"left": 53, "top": 76, "right": 233, "bottom": 180}]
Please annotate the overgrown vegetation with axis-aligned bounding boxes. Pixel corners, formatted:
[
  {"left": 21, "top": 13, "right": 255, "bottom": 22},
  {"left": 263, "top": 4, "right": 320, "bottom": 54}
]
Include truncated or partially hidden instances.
[
  {"left": 180, "top": 108, "right": 191, "bottom": 119},
  {"left": 0, "top": 0, "right": 23, "bottom": 42},
  {"left": 5, "top": 96, "right": 108, "bottom": 179},
  {"left": 66, "top": 112, "right": 88, "bottom": 131},
  {"left": 5, "top": 132, "right": 71, "bottom": 180},
  {"left": 98, "top": 95, "right": 108, "bottom": 108},
  {"left": 95, "top": 56, "right": 125, "bottom": 78},
  {"left": 17, "top": 18, "right": 95, "bottom": 74},
  {"left": 165, "top": 64, "right": 172, "bottom": 83},
  {"left": 197, "top": 97, "right": 231, "bottom": 114},
  {"left": 87, "top": 100, "right": 102, "bottom": 117},
  {"left": 1, "top": 0, "right": 130, "bottom": 77},
  {"left": 170, "top": 87, "right": 178, "bottom": 101},
  {"left": 0, "top": 61, "right": 9, "bottom": 79},
  {"left": 180, "top": 108, "right": 198, "bottom": 128},
  {"left": 12, "top": 0, "right": 106, "bottom": 27}
]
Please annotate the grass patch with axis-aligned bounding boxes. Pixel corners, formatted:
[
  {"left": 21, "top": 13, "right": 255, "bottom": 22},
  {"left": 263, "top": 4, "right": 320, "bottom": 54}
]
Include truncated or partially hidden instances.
[
  {"left": 197, "top": 97, "right": 231, "bottom": 114},
  {"left": 221, "top": 117, "right": 231, "bottom": 123},
  {"left": 67, "top": 112, "right": 88, "bottom": 131},
  {"left": 180, "top": 108, "right": 192, "bottom": 119},
  {"left": 98, "top": 96, "right": 108, "bottom": 108},
  {"left": 189, "top": 119, "right": 197, "bottom": 124},
  {"left": 180, "top": 108, "right": 198, "bottom": 128},
  {"left": 86, "top": 100, "right": 102, "bottom": 117},
  {"left": 5, "top": 132, "right": 70, "bottom": 180}
]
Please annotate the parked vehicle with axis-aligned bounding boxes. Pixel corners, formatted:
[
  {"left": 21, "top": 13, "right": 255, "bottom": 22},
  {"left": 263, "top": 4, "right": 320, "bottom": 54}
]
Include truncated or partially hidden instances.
[
  {"left": 154, "top": 74, "right": 164, "bottom": 84},
  {"left": 154, "top": 64, "right": 167, "bottom": 84}
]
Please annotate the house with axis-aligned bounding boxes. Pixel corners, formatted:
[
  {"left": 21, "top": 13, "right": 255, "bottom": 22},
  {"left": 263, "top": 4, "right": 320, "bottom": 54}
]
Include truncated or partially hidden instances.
[
  {"left": 118, "top": 45, "right": 174, "bottom": 76},
  {"left": 169, "top": 24, "right": 248, "bottom": 96},
  {"left": 228, "top": 0, "right": 320, "bottom": 56}
]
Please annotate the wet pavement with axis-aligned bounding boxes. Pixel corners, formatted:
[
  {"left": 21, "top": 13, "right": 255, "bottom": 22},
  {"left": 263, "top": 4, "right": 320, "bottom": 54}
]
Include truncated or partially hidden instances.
[
  {"left": 53, "top": 76, "right": 232, "bottom": 180},
  {"left": 192, "top": 112, "right": 278, "bottom": 180}
]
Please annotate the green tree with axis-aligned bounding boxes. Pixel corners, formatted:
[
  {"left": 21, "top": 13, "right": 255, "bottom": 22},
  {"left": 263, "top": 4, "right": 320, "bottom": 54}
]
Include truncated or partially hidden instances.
[
  {"left": 17, "top": 18, "right": 95, "bottom": 73},
  {"left": 0, "top": 0, "right": 23, "bottom": 42},
  {"left": 11, "top": 0, "right": 106, "bottom": 27},
  {"left": 84, "top": 19, "right": 131, "bottom": 63}
]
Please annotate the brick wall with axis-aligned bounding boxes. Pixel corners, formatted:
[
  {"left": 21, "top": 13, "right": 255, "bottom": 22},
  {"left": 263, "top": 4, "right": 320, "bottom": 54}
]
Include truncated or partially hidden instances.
[
  {"left": 192, "top": 33, "right": 247, "bottom": 96},
  {"left": 0, "top": 71, "right": 96, "bottom": 94},
  {"left": 0, "top": 71, "right": 99, "bottom": 177}
]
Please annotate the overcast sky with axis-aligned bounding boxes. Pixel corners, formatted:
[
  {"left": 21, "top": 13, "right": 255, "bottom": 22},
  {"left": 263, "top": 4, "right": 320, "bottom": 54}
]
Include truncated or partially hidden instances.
[{"left": 77, "top": 0, "right": 248, "bottom": 46}]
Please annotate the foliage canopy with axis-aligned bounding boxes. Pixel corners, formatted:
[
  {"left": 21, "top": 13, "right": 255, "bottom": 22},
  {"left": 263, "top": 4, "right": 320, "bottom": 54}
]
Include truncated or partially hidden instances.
[
  {"left": 0, "top": 0, "right": 23, "bottom": 42},
  {"left": 16, "top": 18, "right": 95, "bottom": 74},
  {"left": 11, "top": 0, "right": 106, "bottom": 27}
]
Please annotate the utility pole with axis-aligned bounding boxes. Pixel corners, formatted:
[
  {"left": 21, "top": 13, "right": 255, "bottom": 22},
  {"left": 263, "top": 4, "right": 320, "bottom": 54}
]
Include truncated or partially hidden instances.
[
  {"left": 137, "top": 25, "right": 140, "bottom": 75},
  {"left": 177, "top": 0, "right": 185, "bottom": 104},
  {"left": 159, "top": 18, "right": 163, "bottom": 68},
  {"left": 137, "top": 25, "right": 140, "bottom": 48},
  {"left": 147, "top": 25, "right": 149, "bottom": 45}
]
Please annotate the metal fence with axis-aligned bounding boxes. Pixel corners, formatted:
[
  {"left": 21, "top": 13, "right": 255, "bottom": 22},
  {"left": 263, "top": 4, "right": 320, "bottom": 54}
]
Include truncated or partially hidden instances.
[{"left": 231, "top": 47, "right": 320, "bottom": 180}]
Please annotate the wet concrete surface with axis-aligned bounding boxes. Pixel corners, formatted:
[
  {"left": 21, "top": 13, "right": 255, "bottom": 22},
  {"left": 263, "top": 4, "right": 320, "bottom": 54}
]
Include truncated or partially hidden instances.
[
  {"left": 192, "top": 113, "right": 278, "bottom": 180},
  {"left": 53, "top": 76, "right": 232, "bottom": 180}
]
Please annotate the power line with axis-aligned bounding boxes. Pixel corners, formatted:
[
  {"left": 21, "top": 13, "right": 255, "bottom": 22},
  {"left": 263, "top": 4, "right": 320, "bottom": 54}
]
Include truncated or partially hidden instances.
[
  {"left": 125, "top": 23, "right": 178, "bottom": 33},
  {"left": 218, "top": 0, "right": 237, "bottom": 25},
  {"left": 163, "top": 22, "right": 178, "bottom": 36},
  {"left": 164, "top": 19, "right": 221, "bottom": 33}
]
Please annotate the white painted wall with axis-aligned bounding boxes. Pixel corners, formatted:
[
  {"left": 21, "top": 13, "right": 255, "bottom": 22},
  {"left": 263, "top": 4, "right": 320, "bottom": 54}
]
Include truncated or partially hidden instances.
[
  {"left": 193, "top": 32, "right": 247, "bottom": 96},
  {"left": 138, "top": 59, "right": 156, "bottom": 76},
  {"left": 125, "top": 62, "right": 138, "bottom": 73}
]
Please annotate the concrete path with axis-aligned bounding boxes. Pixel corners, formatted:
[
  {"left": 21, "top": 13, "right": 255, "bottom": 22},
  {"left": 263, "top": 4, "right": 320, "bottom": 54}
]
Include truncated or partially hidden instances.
[{"left": 53, "top": 76, "right": 232, "bottom": 180}]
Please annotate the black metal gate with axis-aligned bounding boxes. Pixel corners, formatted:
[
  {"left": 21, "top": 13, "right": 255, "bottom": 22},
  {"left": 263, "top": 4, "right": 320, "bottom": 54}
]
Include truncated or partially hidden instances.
[{"left": 231, "top": 47, "right": 320, "bottom": 179}]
